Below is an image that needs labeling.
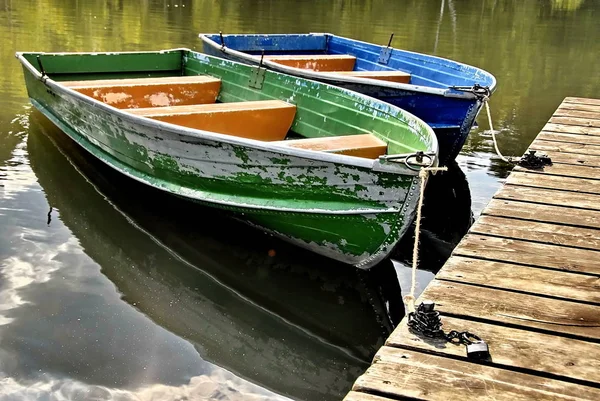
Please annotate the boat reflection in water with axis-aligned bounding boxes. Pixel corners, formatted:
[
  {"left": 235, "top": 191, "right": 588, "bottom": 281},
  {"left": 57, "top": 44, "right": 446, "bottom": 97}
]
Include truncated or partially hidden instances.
[
  {"left": 27, "top": 111, "right": 405, "bottom": 401},
  {"left": 27, "top": 111, "right": 472, "bottom": 401}
]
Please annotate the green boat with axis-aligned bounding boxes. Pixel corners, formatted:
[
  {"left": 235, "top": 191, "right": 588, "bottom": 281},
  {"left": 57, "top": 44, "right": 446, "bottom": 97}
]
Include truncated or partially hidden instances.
[{"left": 16, "top": 48, "right": 438, "bottom": 269}]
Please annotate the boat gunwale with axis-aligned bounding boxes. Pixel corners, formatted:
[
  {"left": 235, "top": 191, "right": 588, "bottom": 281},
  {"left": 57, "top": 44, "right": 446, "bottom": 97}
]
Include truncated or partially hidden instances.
[
  {"left": 198, "top": 33, "right": 497, "bottom": 99},
  {"left": 16, "top": 49, "right": 437, "bottom": 177}
]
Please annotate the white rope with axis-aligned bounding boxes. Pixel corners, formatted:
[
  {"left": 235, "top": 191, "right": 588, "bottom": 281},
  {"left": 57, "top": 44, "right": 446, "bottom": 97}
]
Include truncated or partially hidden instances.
[
  {"left": 403, "top": 166, "right": 447, "bottom": 314},
  {"left": 484, "top": 98, "right": 517, "bottom": 164}
]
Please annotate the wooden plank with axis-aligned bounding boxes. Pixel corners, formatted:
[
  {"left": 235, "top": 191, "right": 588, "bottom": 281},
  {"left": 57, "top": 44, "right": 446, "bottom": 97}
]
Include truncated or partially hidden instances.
[
  {"left": 275, "top": 134, "right": 387, "bottom": 159},
  {"left": 437, "top": 256, "right": 600, "bottom": 303},
  {"left": 418, "top": 280, "right": 600, "bottom": 340},
  {"left": 506, "top": 172, "right": 600, "bottom": 194},
  {"left": 529, "top": 139, "right": 600, "bottom": 156},
  {"left": 484, "top": 198, "right": 600, "bottom": 229},
  {"left": 536, "top": 132, "right": 600, "bottom": 146},
  {"left": 564, "top": 97, "right": 600, "bottom": 106},
  {"left": 558, "top": 103, "right": 600, "bottom": 114},
  {"left": 550, "top": 116, "right": 600, "bottom": 128},
  {"left": 529, "top": 150, "right": 600, "bottom": 168},
  {"left": 455, "top": 234, "right": 600, "bottom": 276},
  {"left": 542, "top": 123, "right": 600, "bottom": 136},
  {"left": 513, "top": 163, "right": 600, "bottom": 181},
  {"left": 471, "top": 215, "right": 600, "bottom": 251},
  {"left": 63, "top": 75, "right": 222, "bottom": 109},
  {"left": 321, "top": 70, "right": 411, "bottom": 84},
  {"left": 553, "top": 108, "right": 600, "bottom": 121},
  {"left": 264, "top": 55, "right": 356, "bottom": 72},
  {"left": 353, "top": 347, "right": 600, "bottom": 401},
  {"left": 127, "top": 101, "right": 296, "bottom": 141},
  {"left": 343, "top": 392, "right": 390, "bottom": 401},
  {"left": 387, "top": 317, "right": 600, "bottom": 385},
  {"left": 495, "top": 185, "right": 600, "bottom": 211}
]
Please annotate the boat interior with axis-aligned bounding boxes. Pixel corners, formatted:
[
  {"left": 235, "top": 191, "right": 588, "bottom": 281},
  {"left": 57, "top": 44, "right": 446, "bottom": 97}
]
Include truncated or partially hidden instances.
[
  {"left": 62, "top": 75, "right": 389, "bottom": 159},
  {"left": 263, "top": 54, "right": 411, "bottom": 84}
]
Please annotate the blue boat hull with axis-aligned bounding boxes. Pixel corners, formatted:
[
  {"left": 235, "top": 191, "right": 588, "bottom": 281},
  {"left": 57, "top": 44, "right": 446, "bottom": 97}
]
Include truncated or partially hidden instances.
[{"left": 200, "top": 33, "right": 496, "bottom": 164}]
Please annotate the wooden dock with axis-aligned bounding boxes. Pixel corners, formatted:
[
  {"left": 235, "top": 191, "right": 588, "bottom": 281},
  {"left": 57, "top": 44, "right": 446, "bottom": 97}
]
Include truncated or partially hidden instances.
[{"left": 345, "top": 97, "right": 600, "bottom": 401}]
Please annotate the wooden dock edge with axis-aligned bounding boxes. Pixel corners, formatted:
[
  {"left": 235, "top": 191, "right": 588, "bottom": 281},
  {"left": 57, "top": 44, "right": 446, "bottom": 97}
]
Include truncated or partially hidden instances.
[{"left": 344, "top": 97, "right": 600, "bottom": 401}]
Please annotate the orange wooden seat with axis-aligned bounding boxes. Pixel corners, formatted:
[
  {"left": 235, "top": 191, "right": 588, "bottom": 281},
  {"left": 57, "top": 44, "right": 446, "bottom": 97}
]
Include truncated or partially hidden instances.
[
  {"left": 127, "top": 100, "right": 296, "bottom": 141},
  {"left": 276, "top": 134, "right": 387, "bottom": 159},
  {"left": 62, "top": 76, "right": 221, "bottom": 109},
  {"left": 322, "top": 70, "right": 411, "bottom": 84},
  {"left": 264, "top": 55, "right": 356, "bottom": 72}
]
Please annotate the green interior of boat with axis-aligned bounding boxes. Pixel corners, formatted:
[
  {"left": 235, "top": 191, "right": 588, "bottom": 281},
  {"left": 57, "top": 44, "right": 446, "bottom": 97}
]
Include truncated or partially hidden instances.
[{"left": 22, "top": 49, "right": 434, "bottom": 159}]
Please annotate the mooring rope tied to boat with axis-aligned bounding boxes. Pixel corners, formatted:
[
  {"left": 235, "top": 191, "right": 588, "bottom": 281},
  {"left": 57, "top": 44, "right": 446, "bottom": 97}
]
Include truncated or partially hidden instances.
[
  {"left": 404, "top": 166, "right": 447, "bottom": 314},
  {"left": 484, "top": 98, "right": 514, "bottom": 164},
  {"left": 484, "top": 97, "right": 552, "bottom": 169}
]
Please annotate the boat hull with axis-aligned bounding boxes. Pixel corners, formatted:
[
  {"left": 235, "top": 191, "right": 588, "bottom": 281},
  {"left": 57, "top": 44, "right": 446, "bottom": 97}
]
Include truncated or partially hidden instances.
[{"left": 19, "top": 60, "right": 423, "bottom": 269}]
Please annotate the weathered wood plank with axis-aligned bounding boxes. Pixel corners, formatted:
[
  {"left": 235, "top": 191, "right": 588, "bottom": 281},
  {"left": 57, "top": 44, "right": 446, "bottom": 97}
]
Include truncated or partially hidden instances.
[
  {"left": 536, "top": 132, "right": 600, "bottom": 146},
  {"left": 354, "top": 347, "right": 600, "bottom": 401},
  {"left": 557, "top": 103, "right": 600, "bottom": 114},
  {"left": 506, "top": 172, "right": 600, "bottom": 194},
  {"left": 387, "top": 317, "right": 600, "bottom": 385},
  {"left": 484, "top": 198, "right": 600, "bottom": 229},
  {"left": 513, "top": 163, "right": 600, "bottom": 181},
  {"left": 455, "top": 234, "right": 600, "bottom": 276},
  {"left": 542, "top": 122, "right": 600, "bottom": 136},
  {"left": 528, "top": 150, "right": 600, "bottom": 167},
  {"left": 529, "top": 139, "right": 600, "bottom": 156},
  {"left": 564, "top": 97, "right": 600, "bottom": 106},
  {"left": 437, "top": 256, "right": 600, "bottom": 303},
  {"left": 419, "top": 280, "right": 600, "bottom": 340},
  {"left": 553, "top": 108, "right": 600, "bottom": 121},
  {"left": 550, "top": 116, "right": 600, "bottom": 128},
  {"left": 343, "top": 392, "right": 390, "bottom": 401},
  {"left": 495, "top": 185, "right": 600, "bottom": 211},
  {"left": 471, "top": 215, "right": 600, "bottom": 251}
]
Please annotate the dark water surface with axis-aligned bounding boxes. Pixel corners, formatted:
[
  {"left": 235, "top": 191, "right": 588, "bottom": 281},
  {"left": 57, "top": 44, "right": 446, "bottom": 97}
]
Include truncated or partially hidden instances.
[{"left": 1, "top": 1, "right": 599, "bottom": 400}]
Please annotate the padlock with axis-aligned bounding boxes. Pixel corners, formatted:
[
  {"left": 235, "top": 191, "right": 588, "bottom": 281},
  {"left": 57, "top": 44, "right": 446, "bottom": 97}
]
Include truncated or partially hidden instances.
[{"left": 466, "top": 341, "right": 490, "bottom": 360}]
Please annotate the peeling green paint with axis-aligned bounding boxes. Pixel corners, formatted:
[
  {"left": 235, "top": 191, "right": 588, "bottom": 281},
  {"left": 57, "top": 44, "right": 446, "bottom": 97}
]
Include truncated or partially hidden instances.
[{"left": 18, "top": 49, "right": 436, "bottom": 268}]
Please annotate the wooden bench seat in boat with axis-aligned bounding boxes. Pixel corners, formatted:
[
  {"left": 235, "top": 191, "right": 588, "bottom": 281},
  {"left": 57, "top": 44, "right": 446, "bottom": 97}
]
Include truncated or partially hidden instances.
[
  {"left": 321, "top": 70, "right": 411, "bottom": 84},
  {"left": 264, "top": 55, "right": 356, "bottom": 72},
  {"left": 276, "top": 134, "right": 387, "bottom": 159},
  {"left": 62, "top": 76, "right": 222, "bottom": 109},
  {"left": 127, "top": 100, "right": 296, "bottom": 141}
]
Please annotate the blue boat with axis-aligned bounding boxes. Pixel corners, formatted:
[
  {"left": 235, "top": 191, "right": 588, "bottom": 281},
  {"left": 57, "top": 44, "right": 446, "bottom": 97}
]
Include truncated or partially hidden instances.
[{"left": 199, "top": 33, "right": 497, "bottom": 164}]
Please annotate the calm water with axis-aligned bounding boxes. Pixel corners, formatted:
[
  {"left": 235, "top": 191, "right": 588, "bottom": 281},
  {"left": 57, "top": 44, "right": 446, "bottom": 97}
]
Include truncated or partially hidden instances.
[{"left": 1, "top": 0, "right": 599, "bottom": 400}]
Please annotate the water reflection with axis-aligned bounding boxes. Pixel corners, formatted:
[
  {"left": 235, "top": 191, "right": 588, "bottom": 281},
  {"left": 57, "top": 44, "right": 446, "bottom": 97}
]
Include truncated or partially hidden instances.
[{"left": 23, "top": 111, "right": 405, "bottom": 400}]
